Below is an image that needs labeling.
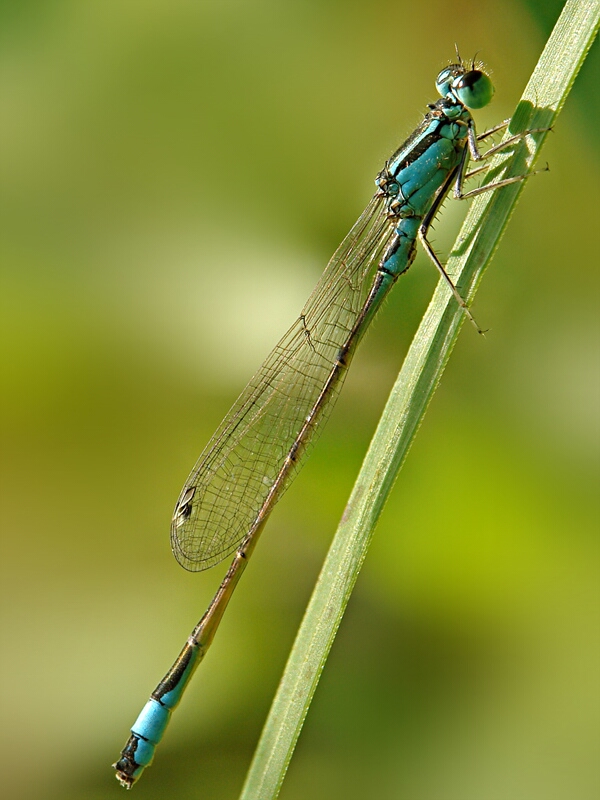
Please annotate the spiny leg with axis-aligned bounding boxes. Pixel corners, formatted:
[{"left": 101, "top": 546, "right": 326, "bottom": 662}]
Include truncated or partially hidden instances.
[
  {"left": 462, "top": 161, "right": 545, "bottom": 185},
  {"left": 419, "top": 155, "right": 546, "bottom": 332},
  {"left": 416, "top": 168, "right": 484, "bottom": 334},
  {"left": 467, "top": 121, "right": 550, "bottom": 163},
  {"left": 476, "top": 119, "right": 509, "bottom": 142},
  {"left": 455, "top": 163, "right": 549, "bottom": 201},
  {"left": 455, "top": 126, "right": 549, "bottom": 201}
]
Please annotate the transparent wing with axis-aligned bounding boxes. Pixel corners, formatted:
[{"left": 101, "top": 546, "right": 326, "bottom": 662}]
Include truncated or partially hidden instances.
[{"left": 171, "top": 193, "right": 393, "bottom": 571}]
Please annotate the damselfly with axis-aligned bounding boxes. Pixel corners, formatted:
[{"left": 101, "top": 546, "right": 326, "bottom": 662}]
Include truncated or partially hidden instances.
[{"left": 114, "top": 55, "right": 544, "bottom": 788}]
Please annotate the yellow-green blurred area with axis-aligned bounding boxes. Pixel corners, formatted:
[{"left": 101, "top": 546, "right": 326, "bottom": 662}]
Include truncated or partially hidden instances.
[{"left": 1, "top": 0, "right": 598, "bottom": 798}]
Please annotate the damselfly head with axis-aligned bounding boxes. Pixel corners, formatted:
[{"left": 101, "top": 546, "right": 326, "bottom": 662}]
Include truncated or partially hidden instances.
[{"left": 435, "top": 62, "right": 494, "bottom": 110}]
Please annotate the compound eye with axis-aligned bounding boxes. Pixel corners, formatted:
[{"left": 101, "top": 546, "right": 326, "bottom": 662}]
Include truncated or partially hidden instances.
[
  {"left": 453, "top": 70, "right": 494, "bottom": 109},
  {"left": 435, "top": 66, "right": 457, "bottom": 98}
]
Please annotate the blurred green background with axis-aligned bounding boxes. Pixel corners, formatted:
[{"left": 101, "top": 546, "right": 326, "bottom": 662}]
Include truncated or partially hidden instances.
[{"left": 1, "top": 1, "right": 598, "bottom": 799}]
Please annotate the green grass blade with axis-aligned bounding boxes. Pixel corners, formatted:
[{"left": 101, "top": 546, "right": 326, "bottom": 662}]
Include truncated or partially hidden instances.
[{"left": 239, "top": 3, "right": 600, "bottom": 798}]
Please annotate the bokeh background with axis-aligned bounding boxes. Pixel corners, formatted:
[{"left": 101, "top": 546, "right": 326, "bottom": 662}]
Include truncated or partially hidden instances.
[{"left": 1, "top": 1, "right": 598, "bottom": 799}]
